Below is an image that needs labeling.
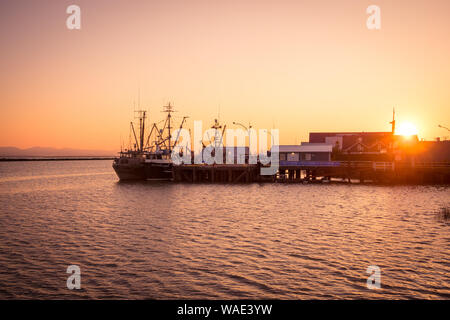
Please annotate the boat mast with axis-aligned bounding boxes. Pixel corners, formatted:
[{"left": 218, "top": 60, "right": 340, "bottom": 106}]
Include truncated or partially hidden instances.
[
  {"left": 211, "top": 119, "right": 225, "bottom": 149},
  {"left": 163, "top": 103, "right": 175, "bottom": 153},
  {"left": 140, "top": 111, "right": 146, "bottom": 152},
  {"left": 173, "top": 116, "right": 189, "bottom": 147},
  {"left": 130, "top": 122, "right": 139, "bottom": 151},
  {"left": 134, "top": 110, "right": 146, "bottom": 152}
]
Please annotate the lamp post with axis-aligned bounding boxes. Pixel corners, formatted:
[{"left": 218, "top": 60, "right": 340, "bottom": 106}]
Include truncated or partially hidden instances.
[{"left": 233, "top": 122, "right": 252, "bottom": 160}]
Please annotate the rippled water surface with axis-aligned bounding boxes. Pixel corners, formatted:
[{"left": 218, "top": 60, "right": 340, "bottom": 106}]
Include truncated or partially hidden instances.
[{"left": 0, "top": 160, "right": 448, "bottom": 299}]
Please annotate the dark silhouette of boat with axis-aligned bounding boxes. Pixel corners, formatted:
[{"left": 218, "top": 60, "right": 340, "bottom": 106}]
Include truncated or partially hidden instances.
[{"left": 113, "top": 104, "right": 188, "bottom": 180}]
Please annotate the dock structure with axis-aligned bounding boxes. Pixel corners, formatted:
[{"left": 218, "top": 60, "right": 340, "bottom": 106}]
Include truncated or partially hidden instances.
[
  {"left": 171, "top": 161, "right": 450, "bottom": 184},
  {"left": 172, "top": 164, "right": 264, "bottom": 183},
  {"left": 278, "top": 161, "right": 450, "bottom": 184}
]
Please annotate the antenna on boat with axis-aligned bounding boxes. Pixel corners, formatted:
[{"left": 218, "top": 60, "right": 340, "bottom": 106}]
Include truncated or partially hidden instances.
[{"left": 138, "top": 85, "right": 141, "bottom": 109}]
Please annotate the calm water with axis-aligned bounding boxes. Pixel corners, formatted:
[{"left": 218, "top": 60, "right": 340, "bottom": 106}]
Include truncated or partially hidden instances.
[{"left": 0, "top": 160, "right": 448, "bottom": 299}]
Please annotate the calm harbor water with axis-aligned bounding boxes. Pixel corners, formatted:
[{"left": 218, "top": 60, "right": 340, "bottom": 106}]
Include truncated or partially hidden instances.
[{"left": 0, "top": 160, "right": 448, "bottom": 299}]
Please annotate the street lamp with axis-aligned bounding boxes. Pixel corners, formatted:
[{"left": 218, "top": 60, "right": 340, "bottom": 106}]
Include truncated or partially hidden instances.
[{"left": 232, "top": 121, "right": 252, "bottom": 131}]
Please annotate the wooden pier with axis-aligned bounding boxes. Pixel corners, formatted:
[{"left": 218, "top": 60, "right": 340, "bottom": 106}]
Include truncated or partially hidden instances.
[
  {"left": 173, "top": 164, "right": 265, "bottom": 183},
  {"left": 171, "top": 161, "right": 450, "bottom": 184}
]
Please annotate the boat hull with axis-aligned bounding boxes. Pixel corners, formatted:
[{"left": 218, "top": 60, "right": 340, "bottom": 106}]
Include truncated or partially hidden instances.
[
  {"left": 113, "top": 163, "right": 146, "bottom": 180},
  {"left": 113, "top": 160, "right": 173, "bottom": 181}
]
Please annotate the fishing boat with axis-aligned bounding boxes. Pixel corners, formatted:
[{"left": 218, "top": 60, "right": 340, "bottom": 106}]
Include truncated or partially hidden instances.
[{"left": 113, "top": 103, "right": 188, "bottom": 180}]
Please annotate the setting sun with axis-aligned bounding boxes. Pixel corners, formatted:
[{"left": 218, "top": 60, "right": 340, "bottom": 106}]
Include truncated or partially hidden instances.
[{"left": 396, "top": 122, "right": 419, "bottom": 137}]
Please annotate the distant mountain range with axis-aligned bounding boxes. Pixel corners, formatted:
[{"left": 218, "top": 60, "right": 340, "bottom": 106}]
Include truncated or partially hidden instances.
[{"left": 0, "top": 146, "right": 116, "bottom": 157}]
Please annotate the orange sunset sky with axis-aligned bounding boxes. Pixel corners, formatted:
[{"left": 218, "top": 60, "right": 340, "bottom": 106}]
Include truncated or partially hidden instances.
[{"left": 0, "top": 0, "right": 449, "bottom": 151}]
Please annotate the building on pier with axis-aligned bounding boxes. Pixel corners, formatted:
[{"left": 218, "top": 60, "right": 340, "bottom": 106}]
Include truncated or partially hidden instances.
[
  {"left": 275, "top": 143, "right": 333, "bottom": 163},
  {"left": 309, "top": 131, "right": 399, "bottom": 161}
]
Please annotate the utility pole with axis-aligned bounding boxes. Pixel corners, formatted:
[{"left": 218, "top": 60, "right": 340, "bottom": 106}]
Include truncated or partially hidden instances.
[{"left": 390, "top": 108, "right": 396, "bottom": 134}]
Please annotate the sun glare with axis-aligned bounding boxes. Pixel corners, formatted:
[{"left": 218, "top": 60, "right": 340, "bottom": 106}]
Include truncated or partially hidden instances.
[{"left": 396, "top": 122, "right": 418, "bottom": 137}]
